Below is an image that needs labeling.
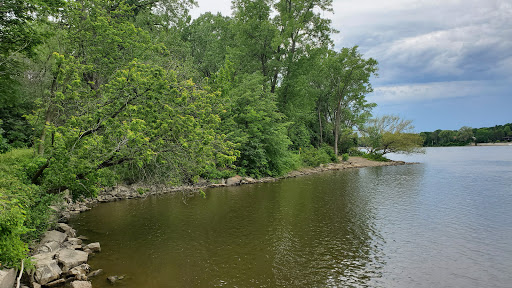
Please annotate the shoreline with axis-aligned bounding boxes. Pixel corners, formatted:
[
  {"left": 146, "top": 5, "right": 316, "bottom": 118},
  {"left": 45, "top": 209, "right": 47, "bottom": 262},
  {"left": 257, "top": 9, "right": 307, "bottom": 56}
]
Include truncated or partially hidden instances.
[
  {"left": 21, "top": 157, "right": 410, "bottom": 288},
  {"left": 59, "top": 156, "right": 411, "bottom": 218}
]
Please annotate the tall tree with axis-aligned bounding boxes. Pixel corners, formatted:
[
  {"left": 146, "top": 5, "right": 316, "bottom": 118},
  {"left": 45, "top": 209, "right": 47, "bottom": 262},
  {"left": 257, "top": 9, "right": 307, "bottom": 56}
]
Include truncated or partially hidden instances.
[{"left": 320, "top": 47, "right": 378, "bottom": 156}]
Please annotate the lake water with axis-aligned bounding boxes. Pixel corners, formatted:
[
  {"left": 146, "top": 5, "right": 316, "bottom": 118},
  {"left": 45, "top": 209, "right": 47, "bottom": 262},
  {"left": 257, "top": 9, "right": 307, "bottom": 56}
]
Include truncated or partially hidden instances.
[{"left": 69, "top": 146, "right": 512, "bottom": 287}]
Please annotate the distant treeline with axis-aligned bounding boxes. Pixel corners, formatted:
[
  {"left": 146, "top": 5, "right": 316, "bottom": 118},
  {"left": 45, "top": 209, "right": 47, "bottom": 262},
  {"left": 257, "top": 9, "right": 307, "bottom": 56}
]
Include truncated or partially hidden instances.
[{"left": 420, "top": 123, "right": 512, "bottom": 146}]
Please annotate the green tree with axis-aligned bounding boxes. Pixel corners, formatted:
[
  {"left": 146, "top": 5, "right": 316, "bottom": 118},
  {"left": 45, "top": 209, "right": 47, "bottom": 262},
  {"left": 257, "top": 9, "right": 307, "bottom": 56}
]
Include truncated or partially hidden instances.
[
  {"left": 361, "top": 115, "right": 424, "bottom": 155},
  {"left": 320, "top": 47, "right": 378, "bottom": 156},
  {"left": 456, "top": 126, "right": 474, "bottom": 144},
  {"left": 218, "top": 72, "right": 297, "bottom": 177},
  {"left": 438, "top": 130, "right": 456, "bottom": 145}
]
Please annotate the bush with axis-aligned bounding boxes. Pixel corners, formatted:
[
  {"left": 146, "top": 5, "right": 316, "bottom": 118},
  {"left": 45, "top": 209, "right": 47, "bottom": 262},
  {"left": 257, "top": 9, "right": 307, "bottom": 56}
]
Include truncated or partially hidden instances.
[
  {"left": 348, "top": 147, "right": 365, "bottom": 156},
  {"left": 300, "top": 145, "right": 336, "bottom": 167},
  {"left": 362, "top": 152, "right": 390, "bottom": 162},
  {"left": 0, "top": 148, "right": 58, "bottom": 268},
  {"left": 342, "top": 153, "right": 349, "bottom": 161}
]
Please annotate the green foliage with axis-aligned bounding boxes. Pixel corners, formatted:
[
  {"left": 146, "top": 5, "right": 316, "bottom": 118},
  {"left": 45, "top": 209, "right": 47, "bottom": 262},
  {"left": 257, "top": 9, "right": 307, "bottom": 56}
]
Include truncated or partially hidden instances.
[
  {"left": 422, "top": 123, "right": 511, "bottom": 146},
  {"left": 348, "top": 147, "right": 365, "bottom": 156},
  {"left": 361, "top": 115, "right": 424, "bottom": 155},
  {"left": 342, "top": 153, "right": 349, "bottom": 162},
  {"left": 220, "top": 73, "right": 298, "bottom": 177},
  {"left": 362, "top": 152, "right": 390, "bottom": 162},
  {"left": 300, "top": 144, "right": 337, "bottom": 167},
  {"left": 0, "top": 149, "right": 57, "bottom": 268}
]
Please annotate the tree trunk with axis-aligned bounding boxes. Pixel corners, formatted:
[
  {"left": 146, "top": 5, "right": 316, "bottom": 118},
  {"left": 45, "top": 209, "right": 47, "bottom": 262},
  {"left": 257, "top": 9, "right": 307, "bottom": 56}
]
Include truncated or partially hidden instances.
[
  {"left": 334, "top": 102, "right": 341, "bottom": 156},
  {"left": 318, "top": 107, "right": 323, "bottom": 145}
]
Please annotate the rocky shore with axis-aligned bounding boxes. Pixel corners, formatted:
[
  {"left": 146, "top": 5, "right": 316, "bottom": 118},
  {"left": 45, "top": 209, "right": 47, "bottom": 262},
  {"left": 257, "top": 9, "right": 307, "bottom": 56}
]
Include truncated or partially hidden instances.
[
  {"left": 61, "top": 156, "right": 409, "bottom": 218},
  {"left": 3, "top": 157, "right": 408, "bottom": 288}
]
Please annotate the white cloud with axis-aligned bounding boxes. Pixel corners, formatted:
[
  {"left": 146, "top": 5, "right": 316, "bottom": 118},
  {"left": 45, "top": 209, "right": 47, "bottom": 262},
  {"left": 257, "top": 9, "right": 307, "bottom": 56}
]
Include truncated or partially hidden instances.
[{"left": 368, "top": 80, "right": 507, "bottom": 104}]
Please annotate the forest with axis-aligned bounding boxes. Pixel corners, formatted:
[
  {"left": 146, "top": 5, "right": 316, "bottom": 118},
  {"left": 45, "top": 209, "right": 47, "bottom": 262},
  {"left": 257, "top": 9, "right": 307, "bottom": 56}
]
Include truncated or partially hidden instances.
[
  {"left": 420, "top": 123, "right": 512, "bottom": 146},
  {"left": 0, "top": 0, "right": 427, "bottom": 268}
]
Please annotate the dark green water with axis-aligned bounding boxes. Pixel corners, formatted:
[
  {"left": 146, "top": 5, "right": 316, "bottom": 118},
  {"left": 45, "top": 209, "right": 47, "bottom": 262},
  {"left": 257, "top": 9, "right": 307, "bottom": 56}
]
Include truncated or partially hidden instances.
[{"left": 70, "top": 146, "right": 512, "bottom": 287}]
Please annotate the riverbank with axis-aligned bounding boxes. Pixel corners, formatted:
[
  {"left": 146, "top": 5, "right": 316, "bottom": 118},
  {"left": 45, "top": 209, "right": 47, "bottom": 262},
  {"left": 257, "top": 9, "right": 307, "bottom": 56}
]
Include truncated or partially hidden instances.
[
  {"left": 59, "top": 157, "right": 409, "bottom": 219},
  {"left": 6, "top": 156, "right": 408, "bottom": 288}
]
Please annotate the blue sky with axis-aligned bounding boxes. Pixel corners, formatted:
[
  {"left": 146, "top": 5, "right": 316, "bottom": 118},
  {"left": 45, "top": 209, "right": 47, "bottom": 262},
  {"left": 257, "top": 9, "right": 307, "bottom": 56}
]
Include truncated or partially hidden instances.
[{"left": 191, "top": 0, "right": 512, "bottom": 132}]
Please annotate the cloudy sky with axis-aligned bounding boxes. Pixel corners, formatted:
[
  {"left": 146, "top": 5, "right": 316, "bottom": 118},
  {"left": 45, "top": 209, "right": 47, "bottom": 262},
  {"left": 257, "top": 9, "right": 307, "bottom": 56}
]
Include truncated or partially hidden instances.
[{"left": 190, "top": 0, "right": 512, "bottom": 132}]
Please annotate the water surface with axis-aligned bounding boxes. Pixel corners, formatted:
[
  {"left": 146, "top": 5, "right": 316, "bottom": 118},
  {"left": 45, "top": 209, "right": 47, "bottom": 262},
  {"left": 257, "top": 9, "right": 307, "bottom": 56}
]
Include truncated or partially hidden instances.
[{"left": 70, "top": 146, "right": 512, "bottom": 287}]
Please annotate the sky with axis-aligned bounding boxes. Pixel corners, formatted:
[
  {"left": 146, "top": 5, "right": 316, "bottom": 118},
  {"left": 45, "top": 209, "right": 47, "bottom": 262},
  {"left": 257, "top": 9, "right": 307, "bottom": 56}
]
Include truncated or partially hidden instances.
[{"left": 190, "top": 0, "right": 512, "bottom": 132}]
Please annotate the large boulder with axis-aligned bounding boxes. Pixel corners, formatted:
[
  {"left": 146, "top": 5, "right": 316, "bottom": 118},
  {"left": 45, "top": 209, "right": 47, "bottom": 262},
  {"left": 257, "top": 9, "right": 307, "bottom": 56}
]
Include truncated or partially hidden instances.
[
  {"left": 57, "top": 223, "right": 77, "bottom": 238},
  {"left": 41, "top": 230, "right": 67, "bottom": 244},
  {"left": 36, "top": 241, "right": 61, "bottom": 253},
  {"left": 57, "top": 249, "right": 88, "bottom": 272},
  {"left": 0, "top": 268, "right": 16, "bottom": 288},
  {"left": 32, "top": 253, "right": 62, "bottom": 285},
  {"left": 84, "top": 242, "right": 101, "bottom": 253},
  {"left": 226, "top": 175, "right": 243, "bottom": 186}
]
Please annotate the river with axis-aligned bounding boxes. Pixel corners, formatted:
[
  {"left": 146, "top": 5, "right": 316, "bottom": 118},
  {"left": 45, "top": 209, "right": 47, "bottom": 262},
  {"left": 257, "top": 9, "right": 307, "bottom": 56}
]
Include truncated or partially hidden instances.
[{"left": 69, "top": 146, "right": 512, "bottom": 287}]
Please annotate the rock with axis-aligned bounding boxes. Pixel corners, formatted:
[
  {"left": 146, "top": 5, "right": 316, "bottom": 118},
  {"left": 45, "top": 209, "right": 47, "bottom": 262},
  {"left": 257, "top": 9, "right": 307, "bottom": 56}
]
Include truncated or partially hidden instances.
[
  {"left": 86, "top": 269, "right": 103, "bottom": 279},
  {"left": 0, "top": 268, "right": 16, "bottom": 288},
  {"left": 70, "top": 281, "right": 92, "bottom": 288},
  {"left": 84, "top": 242, "right": 101, "bottom": 252},
  {"left": 107, "top": 276, "right": 118, "bottom": 284},
  {"left": 226, "top": 175, "right": 243, "bottom": 186},
  {"left": 45, "top": 278, "right": 66, "bottom": 287},
  {"left": 68, "top": 264, "right": 90, "bottom": 279},
  {"left": 32, "top": 282, "right": 42, "bottom": 288},
  {"left": 32, "top": 253, "right": 62, "bottom": 285},
  {"left": 57, "top": 223, "right": 77, "bottom": 238},
  {"left": 36, "top": 241, "right": 61, "bottom": 253},
  {"left": 242, "top": 177, "right": 256, "bottom": 184},
  {"left": 66, "top": 238, "right": 83, "bottom": 246},
  {"left": 77, "top": 235, "right": 89, "bottom": 241},
  {"left": 41, "top": 230, "right": 67, "bottom": 244},
  {"left": 57, "top": 249, "right": 88, "bottom": 272}
]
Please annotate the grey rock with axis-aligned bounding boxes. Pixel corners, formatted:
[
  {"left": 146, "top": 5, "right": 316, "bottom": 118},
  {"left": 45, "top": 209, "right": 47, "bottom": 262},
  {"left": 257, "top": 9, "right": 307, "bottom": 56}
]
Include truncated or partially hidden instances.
[
  {"left": 41, "top": 230, "right": 67, "bottom": 244},
  {"left": 70, "top": 281, "right": 92, "bottom": 288},
  {"left": 68, "top": 264, "right": 90, "bottom": 279},
  {"left": 86, "top": 269, "right": 103, "bottom": 279},
  {"left": 45, "top": 278, "right": 65, "bottom": 287},
  {"left": 66, "top": 238, "right": 83, "bottom": 245},
  {"left": 32, "top": 253, "right": 62, "bottom": 285},
  {"left": 36, "top": 240, "right": 61, "bottom": 253},
  {"left": 242, "top": 177, "right": 256, "bottom": 184},
  {"left": 0, "top": 268, "right": 16, "bottom": 288},
  {"left": 226, "top": 175, "right": 243, "bottom": 186},
  {"left": 57, "top": 249, "right": 88, "bottom": 272},
  {"left": 84, "top": 242, "right": 101, "bottom": 252},
  {"left": 32, "top": 283, "right": 42, "bottom": 288},
  {"left": 57, "top": 223, "right": 77, "bottom": 238},
  {"left": 107, "top": 276, "right": 118, "bottom": 284}
]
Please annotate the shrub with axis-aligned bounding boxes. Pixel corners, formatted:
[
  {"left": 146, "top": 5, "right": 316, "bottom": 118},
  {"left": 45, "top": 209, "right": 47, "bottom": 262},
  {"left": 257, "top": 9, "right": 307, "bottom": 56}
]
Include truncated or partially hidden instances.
[
  {"left": 348, "top": 147, "right": 365, "bottom": 156},
  {"left": 0, "top": 149, "right": 58, "bottom": 268},
  {"left": 342, "top": 153, "right": 349, "bottom": 161},
  {"left": 362, "top": 152, "right": 390, "bottom": 162},
  {"left": 300, "top": 145, "right": 336, "bottom": 167}
]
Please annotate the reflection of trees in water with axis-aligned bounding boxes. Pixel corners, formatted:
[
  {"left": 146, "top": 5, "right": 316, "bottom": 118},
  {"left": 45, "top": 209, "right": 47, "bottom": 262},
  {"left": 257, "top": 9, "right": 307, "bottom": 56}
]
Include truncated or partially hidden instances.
[
  {"left": 71, "top": 165, "right": 424, "bottom": 287},
  {"left": 267, "top": 170, "right": 391, "bottom": 287}
]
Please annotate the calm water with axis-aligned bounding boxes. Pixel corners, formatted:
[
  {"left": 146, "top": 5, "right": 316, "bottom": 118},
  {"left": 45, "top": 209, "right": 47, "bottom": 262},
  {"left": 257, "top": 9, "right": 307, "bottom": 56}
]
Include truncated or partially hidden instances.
[{"left": 69, "top": 146, "right": 512, "bottom": 287}]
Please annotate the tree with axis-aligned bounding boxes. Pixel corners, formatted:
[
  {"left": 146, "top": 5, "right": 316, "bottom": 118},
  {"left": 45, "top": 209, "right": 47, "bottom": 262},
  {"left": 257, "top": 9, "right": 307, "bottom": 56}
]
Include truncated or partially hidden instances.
[
  {"left": 187, "top": 12, "right": 234, "bottom": 78},
  {"left": 320, "top": 47, "right": 378, "bottom": 156},
  {"left": 438, "top": 130, "right": 456, "bottom": 145},
  {"left": 456, "top": 126, "right": 473, "bottom": 143},
  {"left": 216, "top": 71, "right": 297, "bottom": 177},
  {"left": 361, "top": 115, "right": 424, "bottom": 155}
]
